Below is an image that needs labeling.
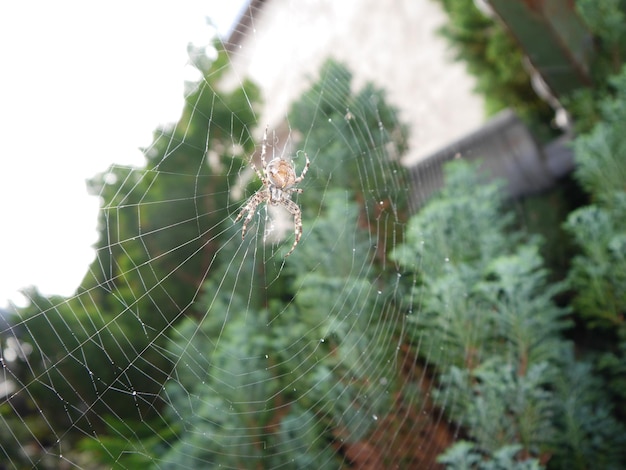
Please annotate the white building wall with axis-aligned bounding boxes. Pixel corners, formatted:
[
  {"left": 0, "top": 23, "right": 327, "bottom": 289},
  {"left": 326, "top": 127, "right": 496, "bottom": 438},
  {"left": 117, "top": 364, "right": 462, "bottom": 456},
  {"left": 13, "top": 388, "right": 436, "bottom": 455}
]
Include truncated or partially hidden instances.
[{"left": 221, "top": 0, "right": 485, "bottom": 164}]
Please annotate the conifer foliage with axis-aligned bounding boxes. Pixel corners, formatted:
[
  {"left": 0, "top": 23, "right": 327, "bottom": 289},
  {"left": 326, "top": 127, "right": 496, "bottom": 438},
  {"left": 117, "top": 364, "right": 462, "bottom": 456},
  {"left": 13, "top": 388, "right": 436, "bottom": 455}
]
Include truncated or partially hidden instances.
[
  {"left": 156, "top": 59, "right": 409, "bottom": 468},
  {"left": 391, "top": 161, "right": 626, "bottom": 469},
  {"left": 564, "top": 65, "right": 626, "bottom": 421}
]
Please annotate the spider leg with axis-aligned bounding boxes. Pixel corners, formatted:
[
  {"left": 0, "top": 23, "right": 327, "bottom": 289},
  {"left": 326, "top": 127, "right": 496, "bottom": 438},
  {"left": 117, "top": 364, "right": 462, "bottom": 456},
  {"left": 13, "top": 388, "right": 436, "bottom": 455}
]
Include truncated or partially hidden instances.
[
  {"left": 261, "top": 125, "right": 269, "bottom": 170},
  {"left": 248, "top": 126, "right": 271, "bottom": 184},
  {"left": 292, "top": 152, "right": 310, "bottom": 184},
  {"left": 281, "top": 199, "right": 302, "bottom": 257},
  {"left": 235, "top": 192, "right": 268, "bottom": 240},
  {"left": 250, "top": 160, "right": 267, "bottom": 185}
]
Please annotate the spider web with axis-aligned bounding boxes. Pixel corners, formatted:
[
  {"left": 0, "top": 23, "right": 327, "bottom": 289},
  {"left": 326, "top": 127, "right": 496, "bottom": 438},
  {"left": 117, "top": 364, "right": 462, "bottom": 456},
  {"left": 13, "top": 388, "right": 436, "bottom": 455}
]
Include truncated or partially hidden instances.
[{"left": 0, "top": 1, "right": 495, "bottom": 468}]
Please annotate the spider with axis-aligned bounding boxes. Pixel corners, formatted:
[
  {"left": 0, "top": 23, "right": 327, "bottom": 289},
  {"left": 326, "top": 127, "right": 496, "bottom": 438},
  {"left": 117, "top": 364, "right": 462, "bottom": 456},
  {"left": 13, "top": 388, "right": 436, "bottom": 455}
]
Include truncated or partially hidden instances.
[{"left": 235, "top": 126, "right": 310, "bottom": 257}]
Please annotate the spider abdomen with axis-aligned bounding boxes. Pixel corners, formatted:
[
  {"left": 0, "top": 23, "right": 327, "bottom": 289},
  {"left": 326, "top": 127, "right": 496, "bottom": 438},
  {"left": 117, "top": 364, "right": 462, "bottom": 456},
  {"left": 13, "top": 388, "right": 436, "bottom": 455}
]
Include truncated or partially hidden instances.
[{"left": 267, "top": 159, "right": 296, "bottom": 189}]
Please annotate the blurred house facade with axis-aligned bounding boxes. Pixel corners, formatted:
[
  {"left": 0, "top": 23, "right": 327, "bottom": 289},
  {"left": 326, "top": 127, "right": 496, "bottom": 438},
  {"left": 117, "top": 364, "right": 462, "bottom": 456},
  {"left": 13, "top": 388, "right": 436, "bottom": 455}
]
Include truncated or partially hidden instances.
[
  {"left": 219, "top": 0, "right": 485, "bottom": 165},
  {"left": 219, "top": 0, "right": 580, "bottom": 210}
]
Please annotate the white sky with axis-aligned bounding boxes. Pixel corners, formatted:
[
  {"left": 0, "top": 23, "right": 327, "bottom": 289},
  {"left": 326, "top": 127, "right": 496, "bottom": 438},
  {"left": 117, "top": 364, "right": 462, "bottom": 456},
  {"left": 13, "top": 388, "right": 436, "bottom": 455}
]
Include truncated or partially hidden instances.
[{"left": 0, "top": 1, "right": 247, "bottom": 307}]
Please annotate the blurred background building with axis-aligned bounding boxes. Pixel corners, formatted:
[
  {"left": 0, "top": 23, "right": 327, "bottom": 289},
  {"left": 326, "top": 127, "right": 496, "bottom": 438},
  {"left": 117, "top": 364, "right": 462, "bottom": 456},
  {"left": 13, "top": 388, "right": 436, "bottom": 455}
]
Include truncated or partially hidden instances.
[
  {"left": 219, "top": 0, "right": 593, "bottom": 207},
  {"left": 220, "top": 0, "right": 486, "bottom": 165}
]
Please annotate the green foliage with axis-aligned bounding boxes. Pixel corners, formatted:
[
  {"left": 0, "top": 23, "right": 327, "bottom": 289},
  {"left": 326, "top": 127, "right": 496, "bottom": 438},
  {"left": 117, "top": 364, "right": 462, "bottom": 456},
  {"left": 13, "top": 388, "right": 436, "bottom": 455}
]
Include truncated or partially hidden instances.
[
  {"left": 7, "top": 42, "right": 262, "bottom": 463},
  {"left": 440, "top": 360, "right": 555, "bottom": 455},
  {"left": 0, "top": 403, "right": 51, "bottom": 468},
  {"left": 576, "top": 0, "right": 626, "bottom": 78},
  {"left": 476, "top": 248, "right": 571, "bottom": 366},
  {"left": 564, "top": 66, "right": 626, "bottom": 321},
  {"left": 391, "top": 162, "right": 515, "bottom": 280},
  {"left": 157, "top": 194, "right": 392, "bottom": 468},
  {"left": 433, "top": 0, "right": 554, "bottom": 137},
  {"left": 391, "top": 160, "right": 626, "bottom": 469},
  {"left": 565, "top": 198, "right": 626, "bottom": 325},
  {"left": 568, "top": 68, "right": 626, "bottom": 201},
  {"left": 438, "top": 441, "right": 542, "bottom": 470},
  {"left": 76, "top": 416, "right": 169, "bottom": 468},
  {"left": 435, "top": 1, "right": 626, "bottom": 135},
  {"left": 562, "top": 0, "right": 626, "bottom": 132},
  {"left": 289, "top": 59, "right": 409, "bottom": 226},
  {"left": 13, "top": 287, "right": 173, "bottom": 430},
  {"left": 84, "top": 44, "right": 260, "bottom": 322},
  {"left": 564, "top": 65, "right": 626, "bottom": 420},
  {"left": 552, "top": 352, "right": 626, "bottom": 469},
  {"left": 155, "top": 60, "right": 410, "bottom": 467},
  {"left": 391, "top": 164, "right": 565, "bottom": 372}
]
